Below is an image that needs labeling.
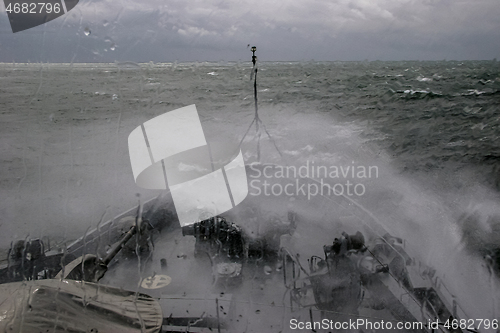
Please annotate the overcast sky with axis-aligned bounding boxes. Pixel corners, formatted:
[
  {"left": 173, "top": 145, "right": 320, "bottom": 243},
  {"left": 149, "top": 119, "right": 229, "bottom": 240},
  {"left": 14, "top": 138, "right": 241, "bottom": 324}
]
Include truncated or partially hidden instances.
[{"left": 0, "top": 0, "right": 499, "bottom": 62}]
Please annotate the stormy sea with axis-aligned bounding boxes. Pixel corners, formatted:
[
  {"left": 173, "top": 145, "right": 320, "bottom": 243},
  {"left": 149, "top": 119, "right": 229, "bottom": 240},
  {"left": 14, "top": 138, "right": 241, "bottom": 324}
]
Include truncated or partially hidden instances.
[{"left": 1, "top": 60, "right": 499, "bottom": 326}]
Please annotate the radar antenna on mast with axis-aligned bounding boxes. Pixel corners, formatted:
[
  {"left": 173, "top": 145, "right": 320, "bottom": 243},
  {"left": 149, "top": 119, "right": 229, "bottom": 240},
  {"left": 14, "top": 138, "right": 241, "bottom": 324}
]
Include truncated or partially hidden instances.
[{"left": 239, "top": 46, "right": 282, "bottom": 161}]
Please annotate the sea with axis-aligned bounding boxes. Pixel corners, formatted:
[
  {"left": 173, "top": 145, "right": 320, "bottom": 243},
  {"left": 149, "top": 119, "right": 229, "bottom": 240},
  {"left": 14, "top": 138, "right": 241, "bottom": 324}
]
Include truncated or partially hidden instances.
[{"left": 0, "top": 60, "right": 499, "bottom": 322}]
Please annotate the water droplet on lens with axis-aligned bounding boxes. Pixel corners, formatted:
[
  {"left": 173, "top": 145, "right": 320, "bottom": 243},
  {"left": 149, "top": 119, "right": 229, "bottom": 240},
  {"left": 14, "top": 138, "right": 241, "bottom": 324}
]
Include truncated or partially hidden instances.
[
  {"left": 102, "top": 20, "right": 109, "bottom": 27},
  {"left": 110, "top": 43, "right": 116, "bottom": 51},
  {"left": 84, "top": 27, "right": 91, "bottom": 36}
]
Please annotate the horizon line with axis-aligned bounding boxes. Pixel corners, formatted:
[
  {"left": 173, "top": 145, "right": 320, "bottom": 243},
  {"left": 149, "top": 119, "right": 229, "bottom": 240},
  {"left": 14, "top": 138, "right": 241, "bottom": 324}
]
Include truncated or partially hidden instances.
[{"left": 0, "top": 59, "right": 498, "bottom": 65}]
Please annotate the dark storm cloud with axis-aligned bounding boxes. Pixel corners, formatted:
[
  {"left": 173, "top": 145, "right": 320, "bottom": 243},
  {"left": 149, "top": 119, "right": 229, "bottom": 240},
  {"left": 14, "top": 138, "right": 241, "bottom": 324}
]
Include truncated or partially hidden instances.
[{"left": 0, "top": 0, "right": 499, "bottom": 61}]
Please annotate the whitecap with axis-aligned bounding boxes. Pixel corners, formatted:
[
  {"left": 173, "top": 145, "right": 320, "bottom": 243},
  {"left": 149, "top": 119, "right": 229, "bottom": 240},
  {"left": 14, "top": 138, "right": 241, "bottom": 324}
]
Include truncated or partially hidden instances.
[
  {"left": 416, "top": 76, "right": 432, "bottom": 82},
  {"left": 283, "top": 150, "right": 301, "bottom": 156},
  {"left": 177, "top": 162, "right": 209, "bottom": 173}
]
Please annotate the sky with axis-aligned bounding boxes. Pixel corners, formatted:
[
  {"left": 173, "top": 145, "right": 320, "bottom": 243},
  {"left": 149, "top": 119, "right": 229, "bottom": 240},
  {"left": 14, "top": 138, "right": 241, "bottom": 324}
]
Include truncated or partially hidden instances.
[{"left": 0, "top": 0, "right": 499, "bottom": 62}]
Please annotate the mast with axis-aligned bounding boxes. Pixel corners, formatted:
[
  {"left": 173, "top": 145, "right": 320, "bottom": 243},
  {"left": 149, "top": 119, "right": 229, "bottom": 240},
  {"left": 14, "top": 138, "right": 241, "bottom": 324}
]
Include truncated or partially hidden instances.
[{"left": 239, "top": 46, "right": 281, "bottom": 161}]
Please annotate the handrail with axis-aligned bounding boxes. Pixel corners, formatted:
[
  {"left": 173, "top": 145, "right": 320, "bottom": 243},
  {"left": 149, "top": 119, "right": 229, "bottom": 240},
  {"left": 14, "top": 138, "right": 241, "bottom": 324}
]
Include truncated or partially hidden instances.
[{"left": 280, "top": 247, "right": 310, "bottom": 278}]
